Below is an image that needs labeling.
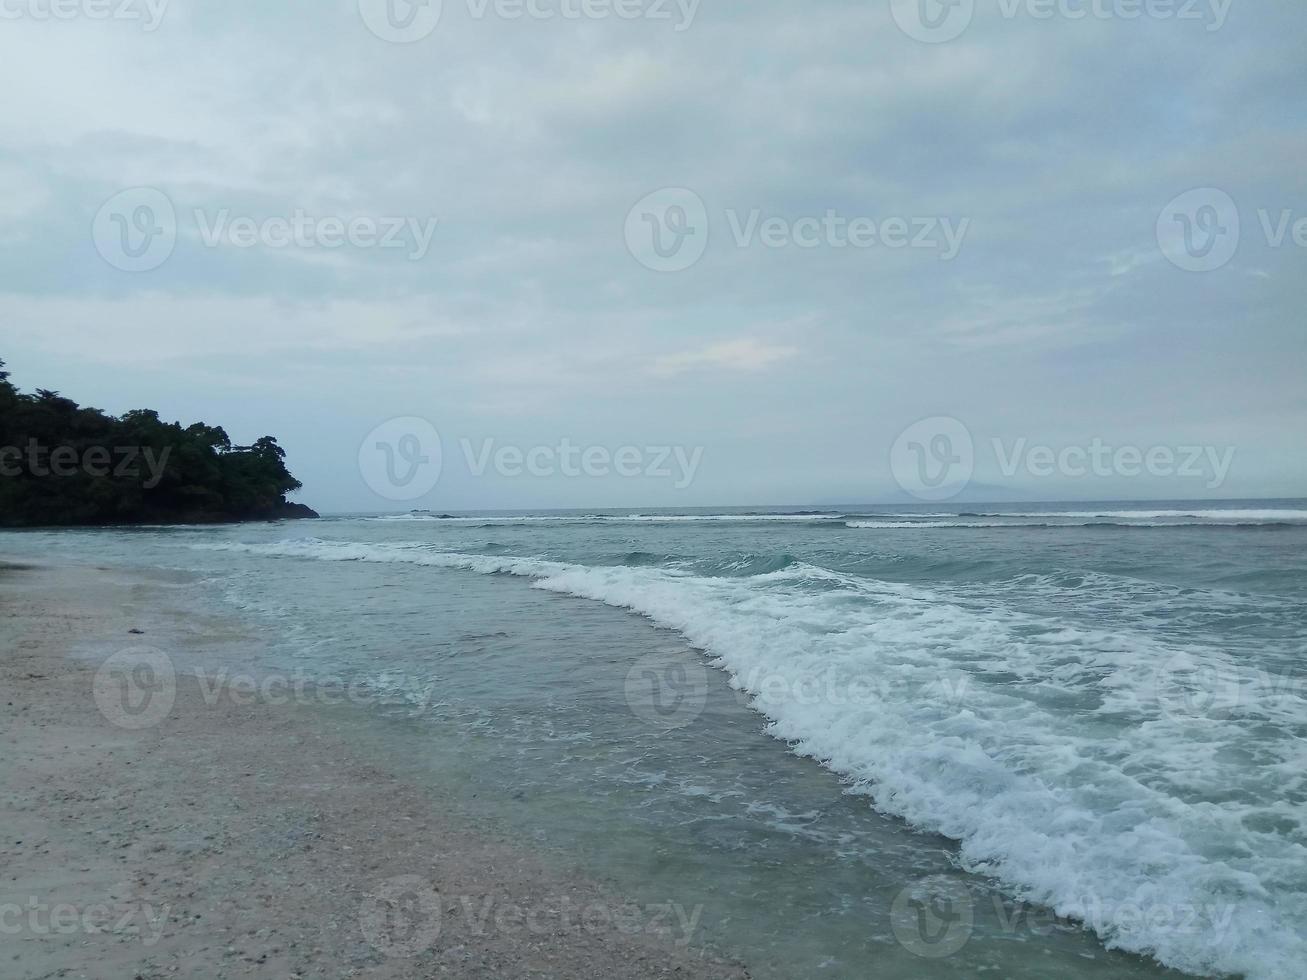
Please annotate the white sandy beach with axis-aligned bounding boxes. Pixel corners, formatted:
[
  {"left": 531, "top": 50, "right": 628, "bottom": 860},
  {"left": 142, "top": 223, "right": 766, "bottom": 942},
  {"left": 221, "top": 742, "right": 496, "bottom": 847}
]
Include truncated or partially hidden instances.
[{"left": 0, "top": 559, "right": 749, "bottom": 979}]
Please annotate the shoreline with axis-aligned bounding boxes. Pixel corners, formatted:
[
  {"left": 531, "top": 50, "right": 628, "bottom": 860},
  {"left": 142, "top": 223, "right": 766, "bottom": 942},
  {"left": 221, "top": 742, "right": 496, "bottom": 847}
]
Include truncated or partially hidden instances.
[{"left": 0, "top": 560, "right": 749, "bottom": 979}]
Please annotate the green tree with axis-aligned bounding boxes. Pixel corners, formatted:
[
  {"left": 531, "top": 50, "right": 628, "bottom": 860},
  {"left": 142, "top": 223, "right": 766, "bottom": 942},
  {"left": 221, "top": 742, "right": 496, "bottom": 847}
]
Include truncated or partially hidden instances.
[{"left": 0, "top": 357, "right": 316, "bottom": 527}]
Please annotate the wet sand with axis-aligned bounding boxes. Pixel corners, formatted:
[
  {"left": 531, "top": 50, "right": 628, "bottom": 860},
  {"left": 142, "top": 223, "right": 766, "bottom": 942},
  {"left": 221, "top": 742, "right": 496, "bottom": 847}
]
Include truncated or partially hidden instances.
[{"left": 0, "top": 560, "right": 749, "bottom": 979}]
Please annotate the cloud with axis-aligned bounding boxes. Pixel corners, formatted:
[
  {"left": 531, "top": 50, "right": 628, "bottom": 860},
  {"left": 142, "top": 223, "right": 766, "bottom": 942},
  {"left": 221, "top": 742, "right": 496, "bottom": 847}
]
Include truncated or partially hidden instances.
[
  {"left": 0, "top": 0, "right": 1303, "bottom": 506},
  {"left": 648, "top": 339, "right": 799, "bottom": 377}
]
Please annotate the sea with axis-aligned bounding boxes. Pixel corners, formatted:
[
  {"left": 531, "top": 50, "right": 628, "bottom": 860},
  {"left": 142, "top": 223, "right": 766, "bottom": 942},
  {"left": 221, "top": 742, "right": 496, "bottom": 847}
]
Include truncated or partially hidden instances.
[{"left": 4, "top": 499, "right": 1305, "bottom": 979}]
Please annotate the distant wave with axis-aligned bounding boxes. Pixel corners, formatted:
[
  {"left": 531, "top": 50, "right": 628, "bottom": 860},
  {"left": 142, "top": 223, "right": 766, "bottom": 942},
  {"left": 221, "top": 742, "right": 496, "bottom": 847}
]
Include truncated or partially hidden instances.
[
  {"left": 363, "top": 509, "right": 1307, "bottom": 528},
  {"left": 962, "top": 509, "right": 1307, "bottom": 522},
  {"left": 365, "top": 512, "right": 849, "bottom": 524},
  {"left": 194, "top": 536, "right": 1307, "bottom": 980},
  {"left": 366, "top": 514, "right": 460, "bottom": 521},
  {"left": 846, "top": 519, "right": 1295, "bottom": 529},
  {"left": 619, "top": 512, "right": 845, "bottom": 522}
]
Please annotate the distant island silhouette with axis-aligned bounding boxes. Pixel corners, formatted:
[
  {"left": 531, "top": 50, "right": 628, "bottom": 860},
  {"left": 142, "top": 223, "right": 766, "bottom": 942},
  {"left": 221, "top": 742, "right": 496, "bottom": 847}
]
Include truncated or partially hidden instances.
[{"left": 0, "top": 358, "right": 317, "bottom": 527}]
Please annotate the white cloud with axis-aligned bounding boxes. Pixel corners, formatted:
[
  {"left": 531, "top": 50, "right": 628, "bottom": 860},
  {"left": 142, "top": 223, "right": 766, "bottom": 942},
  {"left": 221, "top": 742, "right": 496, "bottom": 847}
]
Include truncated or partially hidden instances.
[
  {"left": 0, "top": 1, "right": 1304, "bottom": 504},
  {"left": 649, "top": 339, "right": 799, "bottom": 377}
]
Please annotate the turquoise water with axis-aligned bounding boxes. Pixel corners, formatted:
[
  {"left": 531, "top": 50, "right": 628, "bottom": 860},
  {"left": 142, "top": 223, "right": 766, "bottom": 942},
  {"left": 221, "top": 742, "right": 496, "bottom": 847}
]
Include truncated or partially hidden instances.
[{"left": 5, "top": 501, "right": 1306, "bottom": 979}]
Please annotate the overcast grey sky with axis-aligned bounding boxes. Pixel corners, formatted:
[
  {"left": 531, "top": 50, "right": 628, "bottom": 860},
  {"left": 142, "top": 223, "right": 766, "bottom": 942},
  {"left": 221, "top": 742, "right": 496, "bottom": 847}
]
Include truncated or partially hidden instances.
[{"left": 1, "top": 0, "right": 1304, "bottom": 511}]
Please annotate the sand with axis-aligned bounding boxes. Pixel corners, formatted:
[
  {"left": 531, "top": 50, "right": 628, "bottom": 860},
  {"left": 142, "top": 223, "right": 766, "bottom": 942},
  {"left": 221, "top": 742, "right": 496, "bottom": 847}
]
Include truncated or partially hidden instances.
[{"left": 0, "top": 560, "right": 750, "bottom": 979}]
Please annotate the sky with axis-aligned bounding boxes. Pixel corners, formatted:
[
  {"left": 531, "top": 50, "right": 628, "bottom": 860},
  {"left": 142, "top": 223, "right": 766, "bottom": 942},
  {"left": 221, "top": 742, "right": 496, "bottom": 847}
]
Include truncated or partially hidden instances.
[{"left": 1, "top": 0, "right": 1304, "bottom": 512}]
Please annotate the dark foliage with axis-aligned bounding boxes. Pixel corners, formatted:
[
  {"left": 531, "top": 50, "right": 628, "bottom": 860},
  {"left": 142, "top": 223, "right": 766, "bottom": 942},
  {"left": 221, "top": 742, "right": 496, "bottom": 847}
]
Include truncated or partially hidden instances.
[{"left": 0, "top": 358, "right": 317, "bottom": 527}]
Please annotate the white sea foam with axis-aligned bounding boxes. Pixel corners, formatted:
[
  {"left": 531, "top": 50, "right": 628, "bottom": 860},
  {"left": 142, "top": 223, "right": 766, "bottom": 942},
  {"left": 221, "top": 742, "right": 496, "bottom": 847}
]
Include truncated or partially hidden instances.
[
  {"left": 365, "top": 514, "right": 448, "bottom": 521},
  {"left": 618, "top": 513, "right": 845, "bottom": 521},
  {"left": 848, "top": 520, "right": 1019, "bottom": 529},
  {"left": 365, "top": 509, "right": 1307, "bottom": 527},
  {"left": 364, "top": 513, "right": 846, "bottom": 524},
  {"left": 196, "top": 537, "right": 1307, "bottom": 979},
  {"left": 845, "top": 519, "right": 1284, "bottom": 529},
  {"left": 968, "top": 510, "right": 1307, "bottom": 522}
]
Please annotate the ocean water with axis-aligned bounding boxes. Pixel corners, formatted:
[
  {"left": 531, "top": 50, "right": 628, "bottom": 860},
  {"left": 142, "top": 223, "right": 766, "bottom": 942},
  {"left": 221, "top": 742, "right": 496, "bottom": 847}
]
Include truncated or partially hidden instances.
[{"left": 5, "top": 500, "right": 1306, "bottom": 979}]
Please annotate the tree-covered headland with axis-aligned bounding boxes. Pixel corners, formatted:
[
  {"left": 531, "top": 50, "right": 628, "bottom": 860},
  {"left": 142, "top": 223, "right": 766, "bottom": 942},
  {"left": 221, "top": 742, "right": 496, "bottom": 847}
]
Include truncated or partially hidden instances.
[{"left": 0, "top": 358, "right": 317, "bottom": 527}]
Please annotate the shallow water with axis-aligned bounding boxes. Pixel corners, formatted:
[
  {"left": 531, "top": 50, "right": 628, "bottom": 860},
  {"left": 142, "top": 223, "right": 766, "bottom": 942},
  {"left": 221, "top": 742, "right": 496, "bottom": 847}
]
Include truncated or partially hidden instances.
[{"left": 5, "top": 500, "right": 1305, "bottom": 979}]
